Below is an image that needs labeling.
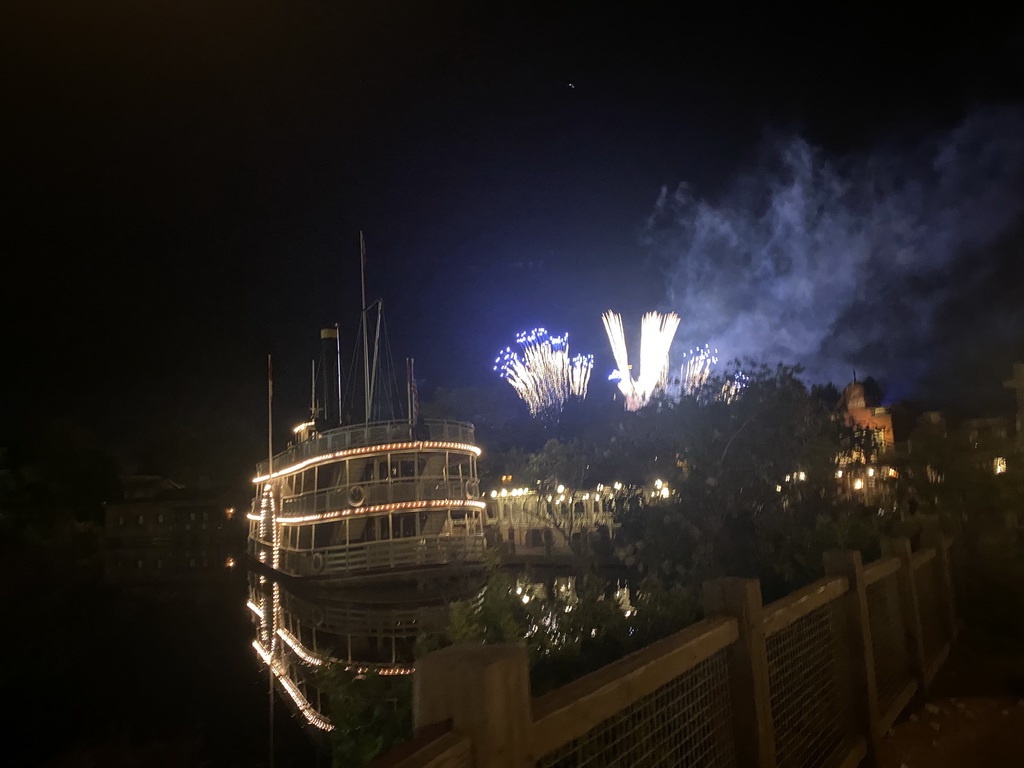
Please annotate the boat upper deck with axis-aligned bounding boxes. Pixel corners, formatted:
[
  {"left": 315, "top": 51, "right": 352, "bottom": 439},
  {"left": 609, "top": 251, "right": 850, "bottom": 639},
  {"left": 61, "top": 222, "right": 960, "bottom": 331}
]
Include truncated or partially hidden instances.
[{"left": 256, "top": 419, "right": 477, "bottom": 478}]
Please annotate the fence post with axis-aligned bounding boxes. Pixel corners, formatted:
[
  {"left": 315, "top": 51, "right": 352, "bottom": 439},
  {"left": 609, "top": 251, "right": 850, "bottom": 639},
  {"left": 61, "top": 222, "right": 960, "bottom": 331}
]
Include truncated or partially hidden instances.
[
  {"left": 823, "top": 550, "right": 880, "bottom": 767},
  {"left": 922, "top": 526, "right": 958, "bottom": 645},
  {"left": 881, "top": 537, "right": 927, "bottom": 692},
  {"left": 414, "top": 643, "right": 533, "bottom": 768},
  {"left": 703, "top": 577, "right": 775, "bottom": 768}
]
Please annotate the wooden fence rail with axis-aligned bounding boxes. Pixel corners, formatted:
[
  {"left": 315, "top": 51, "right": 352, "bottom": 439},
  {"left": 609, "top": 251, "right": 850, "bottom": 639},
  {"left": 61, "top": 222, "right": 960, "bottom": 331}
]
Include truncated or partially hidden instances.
[{"left": 369, "top": 536, "right": 959, "bottom": 768}]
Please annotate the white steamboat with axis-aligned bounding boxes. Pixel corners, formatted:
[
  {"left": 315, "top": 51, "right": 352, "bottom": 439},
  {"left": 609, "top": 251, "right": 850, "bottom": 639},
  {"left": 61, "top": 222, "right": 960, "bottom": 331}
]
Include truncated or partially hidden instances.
[
  {"left": 247, "top": 412, "right": 486, "bottom": 580},
  {"left": 247, "top": 236, "right": 486, "bottom": 581}
]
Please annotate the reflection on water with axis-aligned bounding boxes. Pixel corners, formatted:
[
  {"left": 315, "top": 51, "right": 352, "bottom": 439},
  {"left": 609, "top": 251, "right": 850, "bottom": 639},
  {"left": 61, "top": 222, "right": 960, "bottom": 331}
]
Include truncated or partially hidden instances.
[
  {"left": 247, "top": 567, "right": 485, "bottom": 735},
  {"left": 248, "top": 564, "right": 637, "bottom": 747}
]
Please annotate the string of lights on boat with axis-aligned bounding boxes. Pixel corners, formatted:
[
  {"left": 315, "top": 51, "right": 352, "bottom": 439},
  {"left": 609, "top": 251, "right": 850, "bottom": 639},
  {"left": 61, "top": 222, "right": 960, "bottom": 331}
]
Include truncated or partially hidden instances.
[
  {"left": 248, "top": 497, "right": 487, "bottom": 525},
  {"left": 253, "top": 640, "right": 334, "bottom": 731},
  {"left": 252, "top": 440, "right": 482, "bottom": 483}
]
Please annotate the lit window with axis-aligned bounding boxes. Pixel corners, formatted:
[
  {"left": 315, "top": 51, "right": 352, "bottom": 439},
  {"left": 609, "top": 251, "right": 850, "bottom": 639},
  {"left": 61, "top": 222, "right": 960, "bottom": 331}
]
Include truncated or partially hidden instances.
[{"left": 995, "top": 457, "right": 1007, "bottom": 475}]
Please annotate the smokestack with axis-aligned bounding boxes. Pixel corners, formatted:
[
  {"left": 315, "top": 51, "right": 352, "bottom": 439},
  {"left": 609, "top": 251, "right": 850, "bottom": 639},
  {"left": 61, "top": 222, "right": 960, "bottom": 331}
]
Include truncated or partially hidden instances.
[{"left": 319, "top": 328, "right": 341, "bottom": 428}]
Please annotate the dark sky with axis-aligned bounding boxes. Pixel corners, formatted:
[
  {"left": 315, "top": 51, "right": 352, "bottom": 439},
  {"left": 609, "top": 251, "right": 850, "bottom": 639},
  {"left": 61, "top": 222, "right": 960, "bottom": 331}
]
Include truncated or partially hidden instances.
[{"left": 5, "top": 3, "right": 1024, "bottom": 469}]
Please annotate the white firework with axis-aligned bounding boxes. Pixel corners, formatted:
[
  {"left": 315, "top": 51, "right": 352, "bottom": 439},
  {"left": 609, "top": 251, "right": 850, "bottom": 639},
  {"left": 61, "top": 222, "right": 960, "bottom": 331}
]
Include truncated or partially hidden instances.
[
  {"left": 601, "top": 311, "right": 639, "bottom": 409},
  {"left": 494, "top": 328, "right": 593, "bottom": 417},
  {"left": 680, "top": 344, "right": 719, "bottom": 395},
  {"left": 602, "top": 310, "right": 680, "bottom": 411}
]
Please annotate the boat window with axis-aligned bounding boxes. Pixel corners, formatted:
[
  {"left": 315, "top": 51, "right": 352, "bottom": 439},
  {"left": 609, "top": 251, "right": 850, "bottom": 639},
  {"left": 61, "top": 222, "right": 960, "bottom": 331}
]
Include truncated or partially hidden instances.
[
  {"left": 448, "top": 453, "right": 471, "bottom": 479},
  {"left": 302, "top": 469, "right": 315, "bottom": 495},
  {"left": 318, "top": 464, "right": 342, "bottom": 490},
  {"left": 297, "top": 526, "right": 313, "bottom": 549},
  {"left": 330, "top": 523, "right": 345, "bottom": 545},
  {"left": 393, "top": 457, "right": 415, "bottom": 478},
  {"left": 351, "top": 459, "right": 372, "bottom": 483},
  {"left": 394, "top": 513, "right": 416, "bottom": 538},
  {"left": 314, "top": 522, "right": 338, "bottom": 548},
  {"left": 363, "top": 520, "right": 377, "bottom": 542}
]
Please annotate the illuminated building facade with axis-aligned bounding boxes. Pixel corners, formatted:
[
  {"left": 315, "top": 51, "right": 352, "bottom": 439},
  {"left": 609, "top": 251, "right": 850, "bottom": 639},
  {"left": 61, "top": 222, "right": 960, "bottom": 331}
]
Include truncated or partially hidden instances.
[
  {"left": 1005, "top": 362, "right": 1024, "bottom": 452},
  {"left": 484, "top": 485, "right": 616, "bottom": 555},
  {"left": 836, "top": 381, "right": 894, "bottom": 460}
]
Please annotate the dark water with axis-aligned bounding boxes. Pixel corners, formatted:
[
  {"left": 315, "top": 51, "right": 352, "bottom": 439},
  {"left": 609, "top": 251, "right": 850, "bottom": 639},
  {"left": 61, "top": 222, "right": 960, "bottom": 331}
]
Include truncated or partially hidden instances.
[
  {"left": 4, "top": 530, "right": 617, "bottom": 768},
  {"left": 5, "top": 554, "right": 321, "bottom": 767}
]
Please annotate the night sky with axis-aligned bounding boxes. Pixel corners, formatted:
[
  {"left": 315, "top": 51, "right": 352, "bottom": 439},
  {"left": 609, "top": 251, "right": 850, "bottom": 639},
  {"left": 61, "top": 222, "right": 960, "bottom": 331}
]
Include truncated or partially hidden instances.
[{"left": 5, "top": 3, "right": 1024, "bottom": 477}]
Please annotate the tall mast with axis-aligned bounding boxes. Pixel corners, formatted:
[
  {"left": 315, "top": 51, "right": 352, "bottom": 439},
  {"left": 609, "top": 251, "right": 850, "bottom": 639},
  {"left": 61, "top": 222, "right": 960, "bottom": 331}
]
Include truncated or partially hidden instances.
[
  {"left": 309, "top": 359, "right": 316, "bottom": 420},
  {"left": 368, "top": 300, "right": 382, "bottom": 420},
  {"left": 335, "top": 322, "right": 343, "bottom": 425},
  {"left": 360, "top": 231, "right": 371, "bottom": 423},
  {"left": 267, "top": 354, "right": 274, "bottom": 478},
  {"left": 407, "top": 357, "right": 413, "bottom": 425}
]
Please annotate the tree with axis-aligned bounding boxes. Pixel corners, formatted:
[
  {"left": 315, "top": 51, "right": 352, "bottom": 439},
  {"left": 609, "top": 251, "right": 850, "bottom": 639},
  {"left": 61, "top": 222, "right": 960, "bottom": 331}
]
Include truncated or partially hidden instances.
[
  {"left": 318, "top": 667, "right": 412, "bottom": 768},
  {"left": 519, "top": 438, "right": 596, "bottom": 560},
  {"left": 609, "top": 363, "right": 875, "bottom": 598}
]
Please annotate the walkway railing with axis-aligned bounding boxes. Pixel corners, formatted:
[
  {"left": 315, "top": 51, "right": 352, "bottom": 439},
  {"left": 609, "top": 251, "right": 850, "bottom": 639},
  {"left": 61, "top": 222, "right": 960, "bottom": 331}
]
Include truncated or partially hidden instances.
[{"left": 368, "top": 530, "right": 959, "bottom": 768}]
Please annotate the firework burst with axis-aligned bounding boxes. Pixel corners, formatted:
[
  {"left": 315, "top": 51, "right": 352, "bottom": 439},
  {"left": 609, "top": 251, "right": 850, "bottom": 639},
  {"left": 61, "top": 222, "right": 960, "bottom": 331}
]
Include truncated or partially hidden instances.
[
  {"left": 494, "top": 328, "right": 593, "bottom": 417},
  {"left": 720, "top": 370, "right": 749, "bottom": 402},
  {"left": 680, "top": 344, "right": 719, "bottom": 395},
  {"left": 602, "top": 310, "right": 680, "bottom": 411}
]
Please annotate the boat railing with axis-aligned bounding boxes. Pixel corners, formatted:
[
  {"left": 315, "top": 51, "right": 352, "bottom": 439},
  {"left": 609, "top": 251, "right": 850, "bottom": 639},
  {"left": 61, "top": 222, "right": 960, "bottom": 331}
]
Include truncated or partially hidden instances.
[
  {"left": 278, "top": 477, "right": 480, "bottom": 518},
  {"left": 279, "top": 534, "right": 486, "bottom": 577},
  {"left": 257, "top": 419, "right": 477, "bottom": 477},
  {"left": 280, "top": 595, "right": 450, "bottom": 637}
]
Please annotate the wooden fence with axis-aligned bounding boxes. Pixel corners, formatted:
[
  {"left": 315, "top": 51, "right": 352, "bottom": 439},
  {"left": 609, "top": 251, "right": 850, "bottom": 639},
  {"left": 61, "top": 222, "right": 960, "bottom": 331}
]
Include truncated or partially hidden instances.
[{"left": 368, "top": 532, "right": 959, "bottom": 768}]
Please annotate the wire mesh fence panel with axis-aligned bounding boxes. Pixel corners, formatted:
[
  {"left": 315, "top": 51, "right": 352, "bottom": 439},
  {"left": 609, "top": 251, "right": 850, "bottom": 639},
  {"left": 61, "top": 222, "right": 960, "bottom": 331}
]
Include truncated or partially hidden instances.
[
  {"left": 535, "top": 649, "right": 736, "bottom": 768},
  {"left": 914, "top": 557, "right": 946, "bottom": 664},
  {"left": 865, "top": 571, "right": 911, "bottom": 713},
  {"left": 766, "top": 598, "right": 857, "bottom": 768}
]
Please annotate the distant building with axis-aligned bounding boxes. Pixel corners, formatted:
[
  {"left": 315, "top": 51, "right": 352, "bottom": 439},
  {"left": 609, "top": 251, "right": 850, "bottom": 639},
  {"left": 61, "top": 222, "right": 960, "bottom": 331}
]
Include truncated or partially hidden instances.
[
  {"left": 104, "top": 481, "right": 244, "bottom": 585},
  {"left": 485, "top": 485, "right": 615, "bottom": 558},
  {"left": 120, "top": 474, "right": 185, "bottom": 500},
  {"left": 836, "top": 381, "right": 894, "bottom": 463},
  {"left": 1005, "top": 362, "right": 1024, "bottom": 452}
]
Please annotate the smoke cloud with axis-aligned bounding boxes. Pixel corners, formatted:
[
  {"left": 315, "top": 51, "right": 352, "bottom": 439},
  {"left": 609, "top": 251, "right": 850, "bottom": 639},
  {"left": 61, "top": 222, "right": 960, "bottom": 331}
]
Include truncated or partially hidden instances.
[{"left": 645, "top": 108, "right": 1024, "bottom": 401}]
